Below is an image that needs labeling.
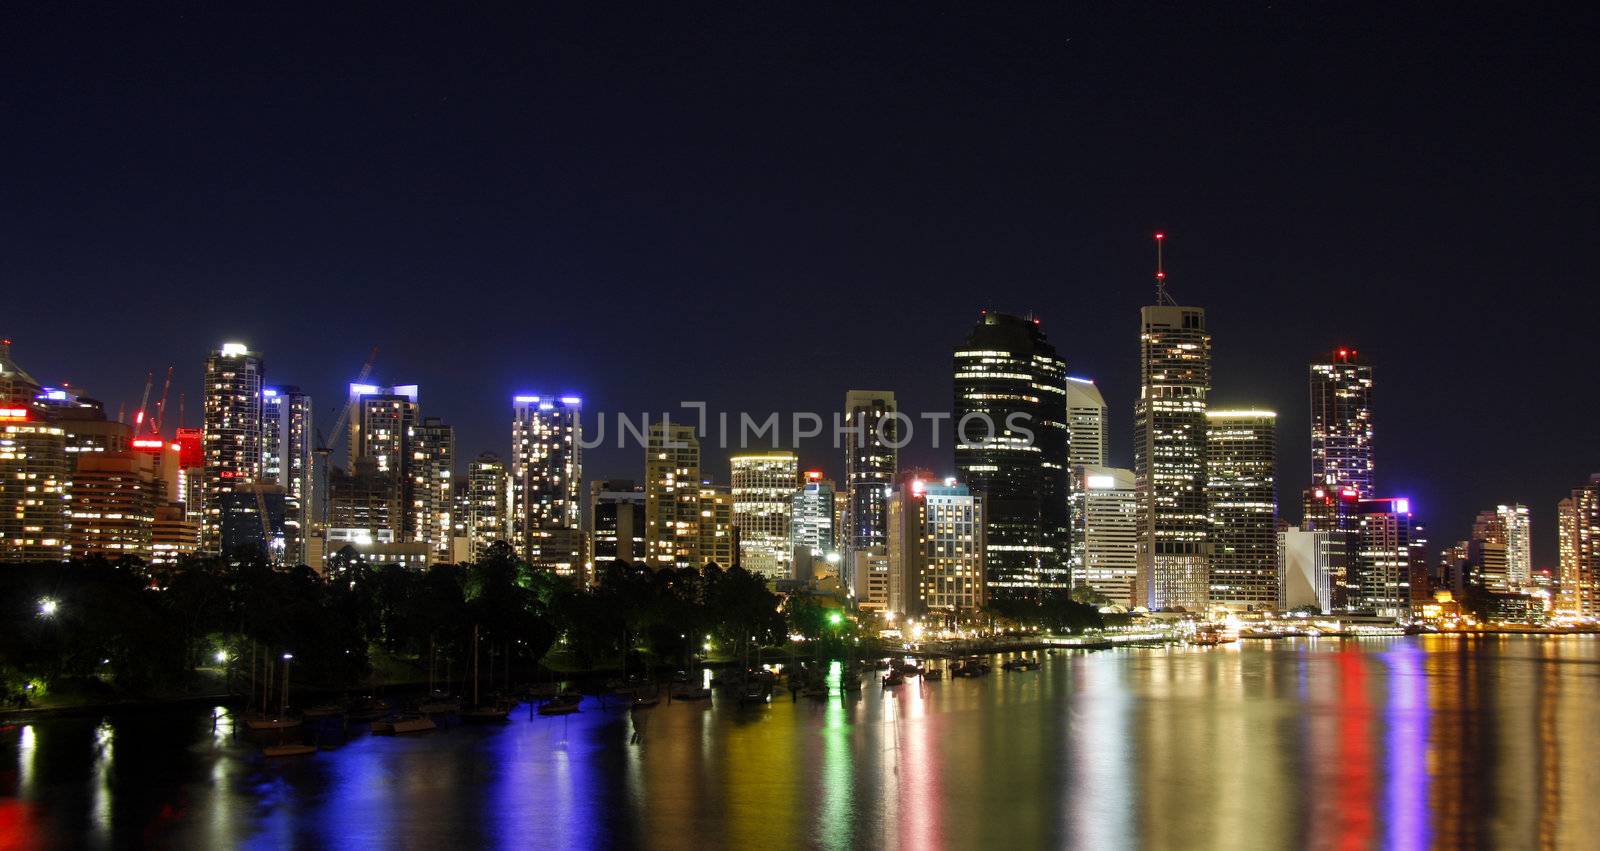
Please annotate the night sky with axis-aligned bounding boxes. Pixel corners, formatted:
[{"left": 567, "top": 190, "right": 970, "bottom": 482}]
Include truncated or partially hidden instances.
[{"left": 5, "top": 3, "right": 1597, "bottom": 565}]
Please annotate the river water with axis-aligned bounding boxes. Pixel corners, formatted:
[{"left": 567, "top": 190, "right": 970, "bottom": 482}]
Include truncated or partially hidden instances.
[{"left": 2, "top": 635, "right": 1597, "bottom": 849}]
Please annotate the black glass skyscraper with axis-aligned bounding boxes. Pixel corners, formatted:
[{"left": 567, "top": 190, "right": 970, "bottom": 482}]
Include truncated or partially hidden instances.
[{"left": 953, "top": 312, "right": 1070, "bottom": 597}]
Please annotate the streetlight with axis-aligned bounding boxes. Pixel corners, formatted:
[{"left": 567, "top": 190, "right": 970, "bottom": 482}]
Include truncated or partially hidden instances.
[
  {"left": 279, "top": 653, "right": 294, "bottom": 717},
  {"left": 37, "top": 597, "right": 58, "bottom": 617}
]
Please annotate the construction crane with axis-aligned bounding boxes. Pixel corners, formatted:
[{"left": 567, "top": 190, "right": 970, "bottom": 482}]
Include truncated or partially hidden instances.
[
  {"left": 132, "top": 371, "right": 154, "bottom": 430},
  {"left": 148, "top": 366, "right": 173, "bottom": 437},
  {"left": 311, "top": 346, "right": 379, "bottom": 530},
  {"left": 319, "top": 346, "right": 379, "bottom": 462}
]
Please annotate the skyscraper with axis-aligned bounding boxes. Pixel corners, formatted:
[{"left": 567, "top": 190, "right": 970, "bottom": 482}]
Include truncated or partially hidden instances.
[
  {"left": 1134, "top": 246, "right": 1212, "bottom": 611},
  {"left": 953, "top": 312, "right": 1070, "bottom": 597},
  {"left": 1070, "top": 465, "right": 1139, "bottom": 607},
  {"left": 886, "top": 474, "right": 986, "bottom": 618},
  {"left": 1309, "top": 348, "right": 1374, "bottom": 497},
  {"left": 1353, "top": 497, "right": 1413, "bottom": 618},
  {"left": 409, "top": 416, "right": 455, "bottom": 560},
  {"left": 467, "top": 452, "right": 509, "bottom": 560},
  {"left": 730, "top": 451, "right": 798, "bottom": 581},
  {"left": 791, "top": 471, "right": 838, "bottom": 581},
  {"left": 1468, "top": 508, "right": 1512, "bottom": 594},
  {"left": 1065, "top": 377, "right": 1108, "bottom": 467},
  {"left": 262, "top": 386, "right": 314, "bottom": 564},
  {"left": 645, "top": 422, "right": 701, "bottom": 568},
  {"left": 348, "top": 384, "right": 419, "bottom": 474},
  {"left": 1205, "top": 410, "right": 1278, "bottom": 610},
  {"left": 1498, "top": 503, "right": 1532, "bottom": 590},
  {"left": 511, "top": 395, "right": 583, "bottom": 572},
  {"left": 843, "top": 390, "right": 898, "bottom": 555},
  {"left": 68, "top": 450, "right": 157, "bottom": 560},
  {"left": 202, "top": 342, "right": 264, "bottom": 554},
  {"left": 1557, "top": 476, "right": 1600, "bottom": 618},
  {"left": 698, "top": 483, "right": 736, "bottom": 569},
  {"left": 0, "top": 409, "right": 69, "bottom": 562}
]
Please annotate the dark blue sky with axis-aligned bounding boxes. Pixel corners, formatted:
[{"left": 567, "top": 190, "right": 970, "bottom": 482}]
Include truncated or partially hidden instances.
[{"left": 4, "top": 3, "right": 1597, "bottom": 564}]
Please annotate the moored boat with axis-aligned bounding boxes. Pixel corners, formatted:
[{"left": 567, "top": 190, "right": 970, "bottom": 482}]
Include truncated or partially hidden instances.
[{"left": 538, "top": 692, "right": 583, "bottom": 716}]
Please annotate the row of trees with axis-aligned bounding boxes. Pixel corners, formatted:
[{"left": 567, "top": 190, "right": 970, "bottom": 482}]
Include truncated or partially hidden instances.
[
  {"left": 0, "top": 544, "right": 794, "bottom": 704},
  {"left": 1, "top": 542, "right": 1101, "bottom": 706}
]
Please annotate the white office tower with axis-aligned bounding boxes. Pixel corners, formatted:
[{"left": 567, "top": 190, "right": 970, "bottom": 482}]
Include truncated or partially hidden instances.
[{"left": 1070, "top": 465, "right": 1139, "bottom": 607}]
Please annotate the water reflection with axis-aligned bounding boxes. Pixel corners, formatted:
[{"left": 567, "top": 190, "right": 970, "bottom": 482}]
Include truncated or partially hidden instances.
[{"left": 3, "top": 637, "right": 1600, "bottom": 849}]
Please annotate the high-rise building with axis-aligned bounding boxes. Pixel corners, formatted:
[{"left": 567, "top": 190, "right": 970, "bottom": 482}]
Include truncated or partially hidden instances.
[
  {"left": 0, "top": 339, "right": 42, "bottom": 408},
  {"left": 1468, "top": 509, "right": 1512, "bottom": 594},
  {"left": 1557, "top": 476, "right": 1600, "bottom": 618},
  {"left": 1065, "top": 377, "right": 1108, "bottom": 467},
  {"left": 1498, "top": 504, "right": 1532, "bottom": 590},
  {"left": 590, "top": 480, "right": 645, "bottom": 569},
  {"left": 1069, "top": 465, "right": 1139, "bottom": 607},
  {"left": 219, "top": 484, "right": 288, "bottom": 558},
  {"left": 1278, "top": 526, "right": 1335, "bottom": 613},
  {"left": 1205, "top": 410, "right": 1278, "bottom": 610},
  {"left": 791, "top": 471, "right": 838, "bottom": 582},
  {"left": 645, "top": 422, "right": 701, "bottom": 568},
  {"left": 0, "top": 409, "right": 70, "bottom": 562},
  {"left": 1133, "top": 267, "right": 1212, "bottom": 611},
  {"left": 1353, "top": 497, "right": 1413, "bottom": 618},
  {"left": 510, "top": 395, "right": 582, "bottom": 570},
  {"left": 150, "top": 503, "right": 199, "bottom": 565},
  {"left": 1309, "top": 348, "right": 1374, "bottom": 498},
  {"left": 42, "top": 391, "right": 130, "bottom": 459},
  {"left": 202, "top": 342, "right": 264, "bottom": 554},
  {"left": 348, "top": 384, "right": 419, "bottom": 475},
  {"left": 408, "top": 416, "right": 454, "bottom": 560},
  {"left": 262, "top": 386, "right": 314, "bottom": 564},
  {"left": 730, "top": 451, "right": 798, "bottom": 581},
  {"left": 853, "top": 547, "right": 891, "bottom": 613},
  {"left": 886, "top": 475, "right": 986, "bottom": 618},
  {"left": 467, "top": 452, "right": 510, "bottom": 560},
  {"left": 68, "top": 450, "right": 157, "bottom": 560},
  {"left": 843, "top": 391, "right": 898, "bottom": 555},
  {"left": 953, "top": 312, "right": 1070, "bottom": 597},
  {"left": 327, "top": 457, "right": 402, "bottom": 545},
  {"left": 698, "top": 483, "right": 736, "bottom": 569}
]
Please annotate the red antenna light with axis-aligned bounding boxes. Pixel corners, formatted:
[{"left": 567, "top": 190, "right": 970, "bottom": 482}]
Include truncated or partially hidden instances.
[{"left": 1154, "top": 231, "right": 1172, "bottom": 304}]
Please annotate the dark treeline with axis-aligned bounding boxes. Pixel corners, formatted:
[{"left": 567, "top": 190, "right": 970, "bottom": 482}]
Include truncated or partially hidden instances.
[
  {"left": 1, "top": 543, "right": 1101, "bottom": 707},
  {"left": 0, "top": 544, "right": 803, "bottom": 705}
]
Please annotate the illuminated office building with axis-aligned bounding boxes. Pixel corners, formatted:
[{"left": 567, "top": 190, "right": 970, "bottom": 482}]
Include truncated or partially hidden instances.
[
  {"left": 1065, "top": 377, "right": 1108, "bottom": 467},
  {"left": 0, "top": 409, "right": 70, "bottom": 562},
  {"left": 1069, "top": 465, "right": 1138, "bottom": 607},
  {"left": 1499, "top": 503, "right": 1532, "bottom": 590},
  {"left": 731, "top": 451, "right": 798, "bottom": 581},
  {"left": 1205, "top": 410, "right": 1278, "bottom": 610},
  {"left": 645, "top": 422, "right": 701, "bottom": 568},
  {"left": 1310, "top": 348, "right": 1374, "bottom": 497},
  {"left": 219, "top": 484, "right": 288, "bottom": 558},
  {"left": 408, "top": 416, "right": 454, "bottom": 560},
  {"left": 467, "top": 452, "right": 510, "bottom": 560},
  {"left": 349, "top": 383, "right": 418, "bottom": 475},
  {"left": 0, "top": 339, "right": 42, "bottom": 407},
  {"left": 844, "top": 390, "right": 898, "bottom": 555},
  {"left": 698, "top": 483, "right": 736, "bottom": 569},
  {"left": 791, "top": 471, "right": 838, "bottom": 581},
  {"left": 511, "top": 396, "right": 582, "bottom": 570},
  {"left": 886, "top": 475, "right": 986, "bottom": 617},
  {"left": 1134, "top": 268, "right": 1212, "bottom": 611},
  {"left": 1468, "top": 508, "right": 1512, "bottom": 594},
  {"left": 1353, "top": 497, "right": 1413, "bottom": 618},
  {"left": 68, "top": 450, "right": 157, "bottom": 560},
  {"left": 1557, "top": 476, "right": 1600, "bottom": 618},
  {"left": 953, "top": 312, "right": 1070, "bottom": 597},
  {"left": 202, "top": 342, "right": 264, "bottom": 553},
  {"left": 262, "top": 386, "right": 314, "bottom": 564},
  {"left": 150, "top": 503, "right": 199, "bottom": 565}
]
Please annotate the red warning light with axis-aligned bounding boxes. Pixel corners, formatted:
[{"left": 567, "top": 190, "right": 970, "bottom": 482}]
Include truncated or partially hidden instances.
[
  {"left": 1154, "top": 232, "right": 1165, "bottom": 240},
  {"left": 1156, "top": 271, "right": 1166, "bottom": 279}
]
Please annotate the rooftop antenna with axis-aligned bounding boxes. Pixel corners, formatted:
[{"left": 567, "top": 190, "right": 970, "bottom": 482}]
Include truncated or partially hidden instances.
[{"left": 1154, "top": 231, "right": 1175, "bottom": 305}]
